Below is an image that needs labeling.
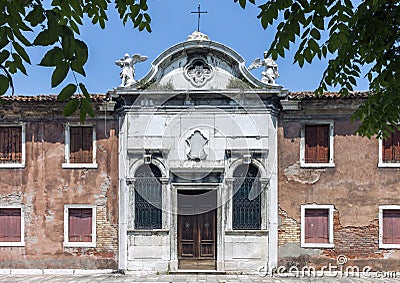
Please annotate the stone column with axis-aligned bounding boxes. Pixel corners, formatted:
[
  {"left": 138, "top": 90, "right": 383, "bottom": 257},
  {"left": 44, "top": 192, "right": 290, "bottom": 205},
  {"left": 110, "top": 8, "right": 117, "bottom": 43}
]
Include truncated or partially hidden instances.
[
  {"left": 118, "top": 115, "right": 128, "bottom": 272},
  {"left": 217, "top": 184, "right": 225, "bottom": 271},
  {"left": 169, "top": 184, "right": 178, "bottom": 271}
]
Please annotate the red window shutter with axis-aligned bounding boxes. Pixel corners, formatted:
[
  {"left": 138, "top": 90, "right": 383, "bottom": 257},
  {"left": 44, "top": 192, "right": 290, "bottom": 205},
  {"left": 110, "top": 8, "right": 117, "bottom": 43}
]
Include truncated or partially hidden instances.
[
  {"left": 70, "top": 127, "right": 93, "bottom": 163},
  {"left": 0, "top": 127, "right": 22, "bottom": 163},
  {"left": 305, "top": 209, "right": 329, "bottom": 244},
  {"left": 393, "top": 129, "right": 400, "bottom": 162},
  {"left": 383, "top": 210, "right": 400, "bottom": 244},
  {"left": 70, "top": 127, "right": 81, "bottom": 163},
  {"left": 382, "top": 129, "right": 400, "bottom": 163},
  {"left": 305, "top": 125, "right": 317, "bottom": 163},
  {"left": 69, "top": 208, "right": 92, "bottom": 242},
  {"left": 316, "top": 125, "right": 329, "bottom": 163},
  {"left": 0, "top": 209, "right": 21, "bottom": 242},
  {"left": 81, "top": 127, "right": 93, "bottom": 163},
  {"left": 305, "top": 125, "right": 329, "bottom": 163}
]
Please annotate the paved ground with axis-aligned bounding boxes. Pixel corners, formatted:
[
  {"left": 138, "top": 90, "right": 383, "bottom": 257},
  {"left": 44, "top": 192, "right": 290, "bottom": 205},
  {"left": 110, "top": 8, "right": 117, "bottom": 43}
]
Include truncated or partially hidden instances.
[{"left": 0, "top": 273, "right": 399, "bottom": 283}]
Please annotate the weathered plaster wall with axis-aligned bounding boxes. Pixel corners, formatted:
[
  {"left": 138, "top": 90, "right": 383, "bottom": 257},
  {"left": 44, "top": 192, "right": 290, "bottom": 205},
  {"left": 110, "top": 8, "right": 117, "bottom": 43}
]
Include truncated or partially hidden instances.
[
  {"left": 278, "top": 99, "right": 400, "bottom": 270},
  {"left": 0, "top": 100, "right": 118, "bottom": 269}
]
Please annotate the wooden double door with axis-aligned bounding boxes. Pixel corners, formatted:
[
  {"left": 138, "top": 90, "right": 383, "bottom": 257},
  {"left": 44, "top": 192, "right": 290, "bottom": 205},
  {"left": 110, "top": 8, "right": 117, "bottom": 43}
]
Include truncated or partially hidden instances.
[{"left": 178, "top": 190, "right": 217, "bottom": 270}]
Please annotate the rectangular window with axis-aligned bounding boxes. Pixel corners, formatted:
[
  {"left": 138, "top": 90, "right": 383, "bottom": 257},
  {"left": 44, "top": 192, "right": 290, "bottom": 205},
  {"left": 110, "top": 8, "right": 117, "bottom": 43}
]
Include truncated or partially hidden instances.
[
  {"left": 301, "top": 204, "right": 334, "bottom": 248},
  {"left": 305, "top": 209, "right": 328, "bottom": 243},
  {"left": 62, "top": 124, "right": 97, "bottom": 169},
  {"left": 379, "top": 206, "right": 400, "bottom": 248},
  {"left": 68, "top": 208, "right": 93, "bottom": 242},
  {"left": 70, "top": 126, "right": 93, "bottom": 163},
  {"left": 301, "top": 122, "right": 334, "bottom": 168},
  {"left": 305, "top": 125, "right": 329, "bottom": 163},
  {"left": 0, "top": 206, "right": 25, "bottom": 246},
  {"left": 0, "top": 125, "right": 25, "bottom": 168},
  {"left": 64, "top": 205, "right": 96, "bottom": 248},
  {"left": 379, "top": 129, "right": 400, "bottom": 167}
]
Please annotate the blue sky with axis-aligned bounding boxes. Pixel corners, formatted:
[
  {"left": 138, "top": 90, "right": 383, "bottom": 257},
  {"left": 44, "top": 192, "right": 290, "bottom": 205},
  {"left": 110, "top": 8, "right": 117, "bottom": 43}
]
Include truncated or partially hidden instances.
[{"left": 12, "top": 0, "right": 369, "bottom": 95}]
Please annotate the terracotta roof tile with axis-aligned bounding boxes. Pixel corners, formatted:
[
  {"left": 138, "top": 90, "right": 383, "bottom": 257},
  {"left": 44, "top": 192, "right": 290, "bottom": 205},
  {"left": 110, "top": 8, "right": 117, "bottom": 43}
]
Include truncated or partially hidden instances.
[
  {"left": 288, "top": 91, "right": 370, "bottom": 100},
  {"left": 1, "top": 94, "right": 108, "bottom": 103}
]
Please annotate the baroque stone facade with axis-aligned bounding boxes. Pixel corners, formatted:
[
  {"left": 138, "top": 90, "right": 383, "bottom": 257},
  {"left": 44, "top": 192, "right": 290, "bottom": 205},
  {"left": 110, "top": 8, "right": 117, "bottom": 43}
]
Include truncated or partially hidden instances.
[{"left": 1, "top": 33, "right": 400, "bottom": 274}]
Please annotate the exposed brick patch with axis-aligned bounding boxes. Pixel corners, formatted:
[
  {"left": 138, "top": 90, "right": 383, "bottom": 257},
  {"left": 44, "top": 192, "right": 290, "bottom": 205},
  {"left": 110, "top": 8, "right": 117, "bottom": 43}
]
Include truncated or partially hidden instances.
[
  {"left": 323, "top": 213, "right": 383, "bottom": 259},
  {"left": 278, "top": 207, "right": 300, "bottom": 246}
]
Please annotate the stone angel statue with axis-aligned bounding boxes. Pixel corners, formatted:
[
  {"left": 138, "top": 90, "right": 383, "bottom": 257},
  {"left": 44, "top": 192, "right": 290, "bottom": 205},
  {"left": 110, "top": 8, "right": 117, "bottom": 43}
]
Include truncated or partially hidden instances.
[
  {"left": 248, "top": 52, "right": 279, "bottom": 85},
  {"left": 115, "top": 53, "right": 148, "bottom": 87}
]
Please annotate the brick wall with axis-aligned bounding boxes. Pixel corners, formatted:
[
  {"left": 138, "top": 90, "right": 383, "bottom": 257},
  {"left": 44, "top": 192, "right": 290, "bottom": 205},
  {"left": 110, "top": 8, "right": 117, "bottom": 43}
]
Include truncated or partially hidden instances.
[{"left": 278, "top": 207, "right": 300, "bottom": 246}]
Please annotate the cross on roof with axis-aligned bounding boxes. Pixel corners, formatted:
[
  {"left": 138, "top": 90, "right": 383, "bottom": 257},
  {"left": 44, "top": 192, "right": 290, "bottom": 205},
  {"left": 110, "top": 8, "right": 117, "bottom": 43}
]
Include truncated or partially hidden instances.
[{"left": 191, "top": 3, "right": 208, "bottom": 32}]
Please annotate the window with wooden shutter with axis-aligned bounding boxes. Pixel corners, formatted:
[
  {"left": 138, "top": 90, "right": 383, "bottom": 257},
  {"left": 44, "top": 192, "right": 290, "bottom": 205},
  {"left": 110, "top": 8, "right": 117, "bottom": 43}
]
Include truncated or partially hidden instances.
[
  {"left": 70, "top": 126, "right": 93, "bottom": 163},
  {"left": 382, "top": 209, "right": 400, "bottom": 245},
  {"left": 382, "top": 128, "right": 400, "bottom": 163},
  {"left": 68, "top": 208, "right": 93, "bottom": 242},
  {"left": 305, "top": 125, "right": 329, "bottom": 163},
  {"left": 0, "top": 208, "right": 21, "bottom": 242},
  {"left": 0, "top": 127, "right": 22, "bottom": 164},
  {"left": 301, "top": 204, "right": 334, "bottom": 248},
  {"left": 304, "top": 209, "right": 329, "bottom": 244}
]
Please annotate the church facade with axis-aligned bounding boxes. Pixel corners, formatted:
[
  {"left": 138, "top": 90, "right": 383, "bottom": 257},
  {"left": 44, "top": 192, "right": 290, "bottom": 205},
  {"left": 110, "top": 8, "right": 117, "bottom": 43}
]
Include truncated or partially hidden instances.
[
  {"left": 1, "top": 32, "right": 400, "bottom": 274},
  {"left": 112, "top": 32, "right": 285, "bottom": 272}
]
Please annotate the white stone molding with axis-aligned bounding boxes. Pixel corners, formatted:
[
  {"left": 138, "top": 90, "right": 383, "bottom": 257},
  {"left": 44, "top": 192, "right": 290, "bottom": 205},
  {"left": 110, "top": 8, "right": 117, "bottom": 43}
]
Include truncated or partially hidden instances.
[
  {"left": 63, "top": 204, "right": 97, "bottom": 248},
  {"left": 0, "top": 123, "right": 26, "bottom": 169},
  {"left": 0, "top": 204, "right": 25, "bottom": 247},
  {"left": 62, "top": 123, "right": 97, "bottom": 169},
  {"left": 300, "top": 204, "right": 335, "bottom": 248}
]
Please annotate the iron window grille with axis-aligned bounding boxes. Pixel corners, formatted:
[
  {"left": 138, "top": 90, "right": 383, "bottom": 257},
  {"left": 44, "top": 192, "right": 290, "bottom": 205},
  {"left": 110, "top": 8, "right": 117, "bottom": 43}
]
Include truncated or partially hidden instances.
[
  {"left": 232, "top": 164, "right": 261, "bottom": 230},
  {"left": 134, "top": 164, "right": 162, "bottom": 229}
]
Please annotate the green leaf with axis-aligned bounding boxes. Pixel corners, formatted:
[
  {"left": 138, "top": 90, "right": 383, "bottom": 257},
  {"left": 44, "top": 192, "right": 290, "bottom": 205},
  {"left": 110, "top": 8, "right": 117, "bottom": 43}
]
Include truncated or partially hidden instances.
[
  {"left": 34, "top": 29, "right": 58, "bottom": 46},
  {"left": 75, "top": 39, "right": 88, "bottom": 65},
  {"left": 145, "top": 22, "right": 152, "bottom": 33},
  {"left": 308, "top": 39, "right": 319, "bottom": 52},
  {"left": 239, "top": 0, "right": 246, "bottom": 9},
  {"left": 0, "top": 50, "right": 10, "bottom": 64},
  {"left": 0, "top": 75, "right": 9, "bottom": 95},
  {"left": 51, "top": 61, "right": 69, "bottom": 87},
  {"left": 25, "top": 5, "right": 46, "bottom": 27},
  {"left": 139, "top": 0, "right": 148, "bottom": 10},
  {"left": 134, "top": 13, "right": 143, "bottom": 28},
  {"left": 63, "top": 97, "right": 79, "bottom": 116},
  {"left": 79, "top": 83, "right": 90, "bottom": 99},
  {"left": 12, "top": 42, "right": 30, "bottom": 64},
  {"left": 138, "top": 21, "right": 146, "bottom": 31},
  {"left": 310, "top": 28, "right": 321, "bottom": 40},
  {"left": 313, "top": 16, "right": 324, "bottom": 29},
  {"left": 69, "top": 20, "right": 80, "bottom": 34},
  {"left": 39, "top": 47, "right": 64, "bottom": 67},
  {"left": 304, "top": 48, "right": 313, "bottom": 63},
  {"left": 12, "top": 53, "right": 27, "bottom": 75},
  {"left": 71, "top": 61, "right": 86, "bottom": 76},
  {"left": 82, "top": 97, "right": 95, "bottom": 117},
  {"left": 57, "top": 83, "right": 77, "bottom": 101},
  {"left": 261, "top": 14, "right": 269, "bottom": 29},
  {"left": 130, "top": 4, "right": 140, "bottom": 18}
]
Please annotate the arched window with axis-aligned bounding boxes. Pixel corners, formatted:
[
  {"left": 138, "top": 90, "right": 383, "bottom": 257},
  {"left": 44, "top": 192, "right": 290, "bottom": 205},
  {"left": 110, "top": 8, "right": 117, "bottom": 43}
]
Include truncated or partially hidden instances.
[
  {"left": 134, "top": 164, "right": 162, "bottom": 229},
  {"left": 233, "top": 164, "right": 261, "bottom": 230}
]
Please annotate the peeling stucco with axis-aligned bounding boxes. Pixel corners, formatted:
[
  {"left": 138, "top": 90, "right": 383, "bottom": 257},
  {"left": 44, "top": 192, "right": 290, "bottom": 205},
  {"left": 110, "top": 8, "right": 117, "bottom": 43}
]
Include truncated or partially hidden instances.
[
  {"left": 284, "top": 162, "right": 322, "bottom": 184},
  {"left": 0, "top": 192, "right": 22, "bottom": 205},
  {"left": 95, "top": 173, "right": 111, "bottom": 205}
]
